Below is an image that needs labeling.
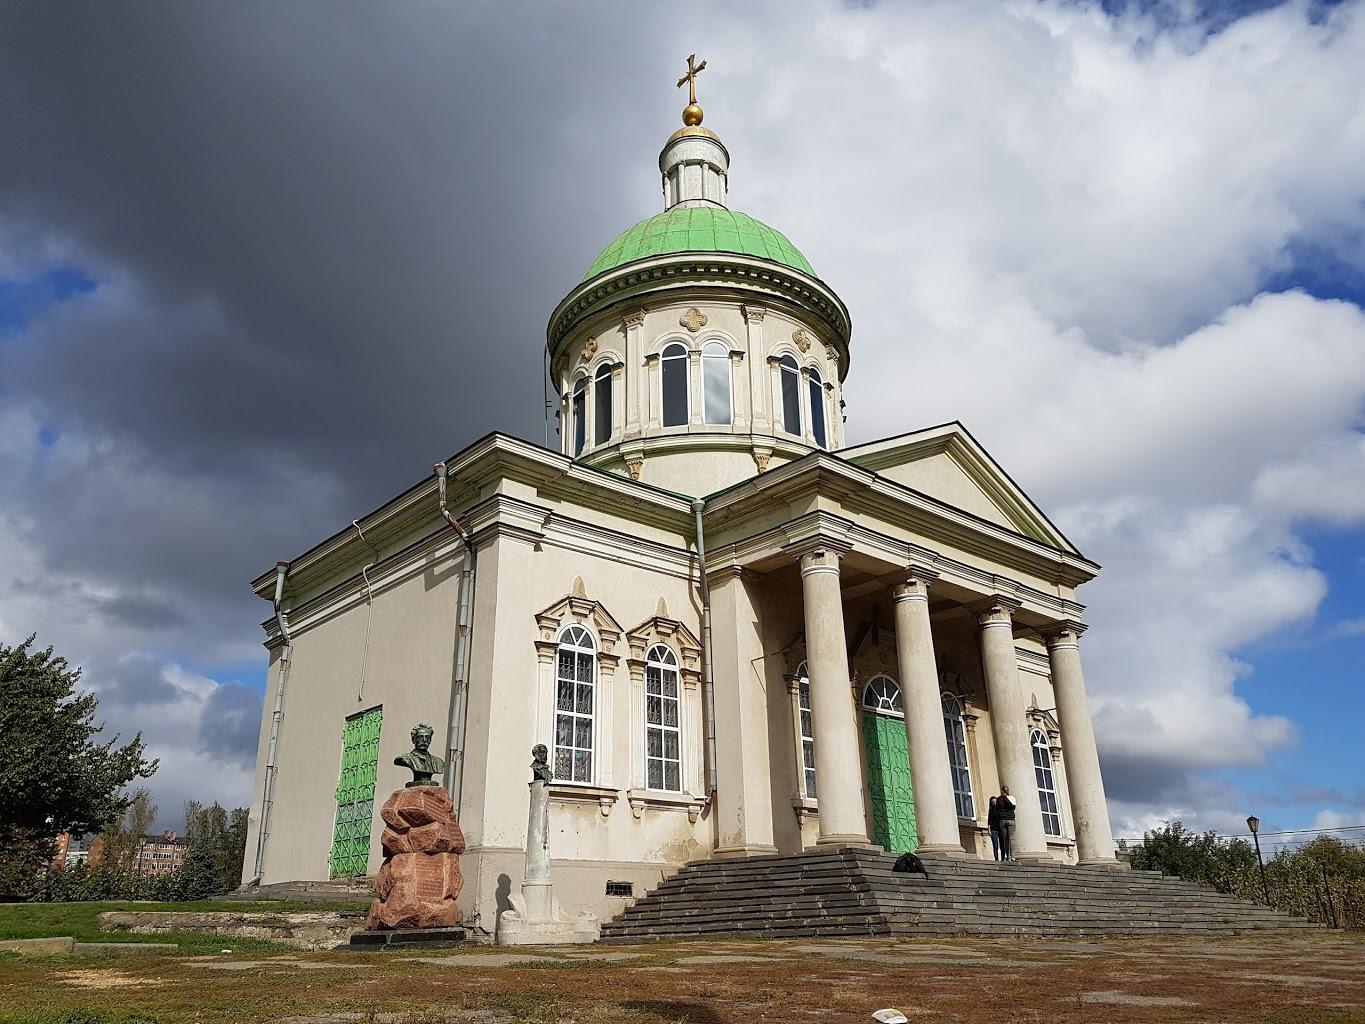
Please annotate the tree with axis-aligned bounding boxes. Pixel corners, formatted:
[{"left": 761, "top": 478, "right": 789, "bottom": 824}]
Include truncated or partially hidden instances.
[
  {"left": 101, "top": 788, "right": 158, "bottom": 874},
  {"left": 184, "top": 800, "right": 251, "bottom": 892},
  {"left": 0, "top": 635, "right": 157, "bottom": 895},
  {"left": 1125, "top": 820, "right": 1257, "bottom": 893}
]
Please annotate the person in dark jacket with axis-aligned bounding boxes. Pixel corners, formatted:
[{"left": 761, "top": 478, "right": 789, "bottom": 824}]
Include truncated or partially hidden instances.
[
  {"left": 997, "top": 785, "right": 1017, "bottom": 861},
  {"left": 987, "top": 796, "right": 1003, "bottom": 860}
]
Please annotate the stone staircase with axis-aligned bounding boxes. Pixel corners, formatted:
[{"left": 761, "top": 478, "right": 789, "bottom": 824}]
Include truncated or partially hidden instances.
[{"left": 600, "top": 847, "right": 1311, "bottom": 941}]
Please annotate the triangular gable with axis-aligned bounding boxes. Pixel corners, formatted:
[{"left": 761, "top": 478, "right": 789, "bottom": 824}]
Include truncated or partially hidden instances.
[
  {"left": 842, "top": 422, "right": 1077, "bottom": 553},
  {"left": 534, "top": 594, "right": 624, "bottom": 651}
]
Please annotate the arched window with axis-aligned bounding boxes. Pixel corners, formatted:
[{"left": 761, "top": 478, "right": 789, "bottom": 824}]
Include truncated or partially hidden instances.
[
  {"left": 571, "top": 377, "right": 587, "bottom": 457},
  {"left": 661, "top": 343, "right": 689, "bottom": 427},
  {"left": 809, "top": 367, "right": 827, "bottom": 448},
  {"left": 645, "top": 644, "right": 681, "bottom": 791},
  {"left": 702, "top": 341, "right": 732, "bottom": 426},
  {"left": 797, "top": 661, "right": 816, "bottom": 799},
  {"left": 594, "top": 363, "right": 613, "bottom": 446},
  {"left": 779, "top": 355, "right": 801, "bottom": 435},
  {"left": 1032, "top": 729, "right": 1062, "bottom": 836},
  {"left": 862, "top": 676, "right": 903, "bottom": 717},
  {"left": 554, "top": 625, "right": 596, "bottom": 782},
  {"left": 942, "top": 694, "right": 974, "bottom": 819}
]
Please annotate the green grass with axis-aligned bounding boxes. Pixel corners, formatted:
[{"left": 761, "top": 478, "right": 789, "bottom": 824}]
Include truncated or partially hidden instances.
[{"left": 0, "top": 899, "right": 367, "bottom": 956}]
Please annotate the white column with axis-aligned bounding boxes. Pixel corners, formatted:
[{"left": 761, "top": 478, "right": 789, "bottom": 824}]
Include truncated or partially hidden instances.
[
  {"left": 688, "top": 348, "right": 703, "bottom": 425},
  {"left": 892, "top": 572, "right": 964, "bottom": 855},
  {"left": 742, "top": 305, "right": 769, "bottom": 433},
  {"left": 799, "top": 545, "right": 871, "bottom": 846},
  {"left": 977, "top": 598, "right": 1049, "bottom": 861},
  {"left": 1044, "top": 624, "right": 1118, "bottom": 865}
]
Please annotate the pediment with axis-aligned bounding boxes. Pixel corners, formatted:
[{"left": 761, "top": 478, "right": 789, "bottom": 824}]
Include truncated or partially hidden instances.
[
  {"left": 534, "top": 593, "right": 624, "bottom": 651},
  {"left": 843, "top": 423, "right": 1076, "bottom": 552}
]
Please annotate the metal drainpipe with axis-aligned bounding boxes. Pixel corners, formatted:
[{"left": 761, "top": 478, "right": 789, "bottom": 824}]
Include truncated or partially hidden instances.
[
  {"left": 691, "top": 498, "right": 718, "bottom": 795},
  {"left": 352, "top": 520, "right": 379, "bottom": 704},
  {"left": 435, "top": 462, "right": 476, "bottom": 809},
  {"left": 250, "top": 560, "right": 292, "bottom": 885}
]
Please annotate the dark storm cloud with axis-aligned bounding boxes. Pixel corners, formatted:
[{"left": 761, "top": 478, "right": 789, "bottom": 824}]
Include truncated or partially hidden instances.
[
  {"left": 198, "top": 681, "right": 263, "bottom": 766},
  {"left": 0, "top": 1, "right": 690, "bottom": 644}
]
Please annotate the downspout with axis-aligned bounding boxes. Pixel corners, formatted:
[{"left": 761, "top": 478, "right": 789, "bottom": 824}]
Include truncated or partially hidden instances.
[
  {"left": 691, "top": 498, "right": 718, "bottom": 796},
  {"left": 352, "top": 520, "right": 379, "bottom": 704},
  {"left": 250, "top": 560, "right": 292, "bottom": 885},
  {"left": 435, "top": 462, "right": 476, "bottom": 809}
]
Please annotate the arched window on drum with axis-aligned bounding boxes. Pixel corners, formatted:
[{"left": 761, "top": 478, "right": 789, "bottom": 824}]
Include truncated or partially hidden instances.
[
  {"left": 661, "top": 343, "right": 689, "bottom": 427},
  {"left": 701, "top": 341, "right": 732, "bottom": 426},
  {"left": 593, "top": 363, "right": 613, "bottom": 445},
  {"left": 571, "top": 376, "right": 587, "bottom": 457}
]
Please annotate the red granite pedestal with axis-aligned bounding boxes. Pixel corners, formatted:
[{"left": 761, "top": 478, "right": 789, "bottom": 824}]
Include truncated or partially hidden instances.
[{"left": 365, "top": 786, "right": 466, "bottom": 931}]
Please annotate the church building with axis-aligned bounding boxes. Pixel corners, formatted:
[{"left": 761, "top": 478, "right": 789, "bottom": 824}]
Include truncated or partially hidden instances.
[{"left": 241, "top": 69, "right": 1120, "bottom": 935}]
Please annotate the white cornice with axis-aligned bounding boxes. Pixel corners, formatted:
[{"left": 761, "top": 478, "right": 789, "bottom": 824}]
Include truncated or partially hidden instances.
[{"left": 548, "top": 253, "right": 852, "bottom": 369}]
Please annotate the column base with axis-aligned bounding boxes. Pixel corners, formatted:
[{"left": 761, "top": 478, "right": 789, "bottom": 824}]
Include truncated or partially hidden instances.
[
  {"left": 1078, "top": 857, "right": 1125, "bottom": 869},
  {"left": 815, "top": 834, "right": 876, "bottom": 848},
  {"left": 713, "top": 843, "right": 778, "bottom": 859},
  {"left": 1012, "top": 852, "right": 1056, "bottom": 865},
  {"left": 914, "top": 844, "right": 969, "bottom": 859}
]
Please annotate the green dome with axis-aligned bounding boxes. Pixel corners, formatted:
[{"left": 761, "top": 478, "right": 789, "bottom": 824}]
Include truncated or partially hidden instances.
[{"left": 583, "top": 207, "right": 815, "bottom": 282}]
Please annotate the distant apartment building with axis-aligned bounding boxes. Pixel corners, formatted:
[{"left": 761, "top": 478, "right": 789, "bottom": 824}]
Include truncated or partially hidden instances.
[
  {"left": 50, "top": 833, "right": 103, "bottom": 869},
  {"left": 134, "top": 831, "right": 189, "bottom": 875}
]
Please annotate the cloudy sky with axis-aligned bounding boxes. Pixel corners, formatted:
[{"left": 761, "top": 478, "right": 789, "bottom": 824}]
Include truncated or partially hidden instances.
[{"left": 2, "top": 0, "right": 1363, "bottom": 847}]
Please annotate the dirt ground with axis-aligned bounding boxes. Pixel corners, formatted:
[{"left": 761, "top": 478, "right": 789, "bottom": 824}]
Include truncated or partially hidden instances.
[{"left": 2, "top": 931, "right": 1363, "bottom": 1023}]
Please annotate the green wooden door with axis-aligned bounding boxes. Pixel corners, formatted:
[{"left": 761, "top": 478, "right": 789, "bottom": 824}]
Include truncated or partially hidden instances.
[
  {"left": 863, "top": 711, "right": 917, "bottom": 852},
  {"left": 329, "top": 705, "right": 383, "bottom": 877}
]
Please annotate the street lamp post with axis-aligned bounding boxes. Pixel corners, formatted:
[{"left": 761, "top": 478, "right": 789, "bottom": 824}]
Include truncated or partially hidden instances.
[{"left": 1247, "top": 814, "right": 1269, "bottom": 904}]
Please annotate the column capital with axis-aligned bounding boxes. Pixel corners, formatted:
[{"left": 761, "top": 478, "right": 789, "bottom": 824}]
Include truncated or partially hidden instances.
[
  {"left": 795, "top": 544, "right": 848, "bottom": 576},
  {"left": 1040, "top": 620, "right": 1088, "bottom": 649},
  {"left": 622, "top": 308, "right": 647, "bottom": 329},
  {"left": 971, "top": 595, "right": 1021, "bottom": 628},
  {"left": 741, "top": 303, "right": 766, "bottom": 323},
  {"left": 891, "top": 564, "right": 940, "bottom": 602},
  {"left": 786, "top": 536, "right": 852, "bottom": 566}
]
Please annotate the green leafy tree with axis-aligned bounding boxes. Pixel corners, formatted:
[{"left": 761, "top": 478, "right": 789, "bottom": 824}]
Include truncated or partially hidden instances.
[
  {"left": 101, "top": 787, "right": 158, "bottom": 874},
  {"left": 184, "top": 800, "right": 251, "bottom": 892},
  {"left": 0, "top": 635, "right": 158, "bottom": 895}
]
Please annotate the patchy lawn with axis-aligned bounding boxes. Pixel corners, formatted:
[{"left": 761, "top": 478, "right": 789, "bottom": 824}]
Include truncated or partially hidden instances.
[
  {"left": 0, "top": 930, "right": 1361, "bottom": 1023},
  {"left": 0, "top": 900, "right": 365, "bottom": 956}
]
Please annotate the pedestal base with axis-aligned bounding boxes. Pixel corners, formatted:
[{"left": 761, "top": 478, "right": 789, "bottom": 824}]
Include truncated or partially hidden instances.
[
  {"left": 495, "top": 914, "right": 600, "bottom": 946},
  {"left": 343, "top": 926, "right": 468, "bottom": 951}
]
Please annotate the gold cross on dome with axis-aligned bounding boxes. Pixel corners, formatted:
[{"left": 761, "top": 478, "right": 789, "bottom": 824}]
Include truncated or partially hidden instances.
[{"left": 676, "top": 53, "right": 707, "bottom": 105}]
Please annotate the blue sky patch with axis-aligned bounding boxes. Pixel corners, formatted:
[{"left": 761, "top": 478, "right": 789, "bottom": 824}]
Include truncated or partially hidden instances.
[{"left": 0, "top": 265, "right": 97, "bottom": 337}]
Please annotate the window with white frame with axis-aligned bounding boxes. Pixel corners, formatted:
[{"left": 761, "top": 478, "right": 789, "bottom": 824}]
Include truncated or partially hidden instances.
[
  {"left": 644, "top": 644, "right": 682, "bottom": 791},
  {"left": 862, "top": 675, "right": 903, "bottom": 716},
  {"left": 808, "top": 367, "right": 828, "bottom": 448},
  {"left": 942, "top": 694, "right": 975, "bottom": 819},
  {"left": 1032, "top": 728, "right": 1062, "bottom": 836},
  {"left": 797, "top": 661, "right": 816, "bottom": 799},
  {"left": 702, "top": 341, "right": 732, "bottom": 425},
  {"left": 571, "top": 376, "right": 587, "bottom": 457},
  {"left": 554, "top": 625, "right": 596, "bottom": 782},
  {"left": 594, "top": 363, "right": 612, "bottom": 445},
  {"left": 661, "top": 342, "right": 689, "bottom": 427},
  {"left": 779, "top": 355, "right": 801, "bottom": 435}
]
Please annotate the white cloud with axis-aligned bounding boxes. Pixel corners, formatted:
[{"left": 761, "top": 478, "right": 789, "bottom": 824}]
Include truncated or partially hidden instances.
[{"left": 720, "top": 0, "right": 1365, "bottom": 821}]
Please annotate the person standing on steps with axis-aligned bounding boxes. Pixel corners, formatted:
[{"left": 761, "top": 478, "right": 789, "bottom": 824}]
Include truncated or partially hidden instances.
[
  {"left": 997, "top": 785, "right": 1018, "bottom": 861},
  {"left": 987, "top": 796, "right": 1004, "bottom": 861}
]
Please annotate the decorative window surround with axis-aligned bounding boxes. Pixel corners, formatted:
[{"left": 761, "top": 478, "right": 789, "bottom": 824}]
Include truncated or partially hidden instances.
[
  {"left": 791, "top": 795, "right": 819, "bottom": 823},
  {"left": 625, "top": 610, "right": 704, "bottom": 799},
  {"left": 534, "top": 590, "right": 624, "bottom": 791}
]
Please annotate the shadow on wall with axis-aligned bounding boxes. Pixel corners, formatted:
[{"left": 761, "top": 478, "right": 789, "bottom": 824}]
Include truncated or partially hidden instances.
[{"left": 495, "top": 872, "right": 513, "bottom": 917}]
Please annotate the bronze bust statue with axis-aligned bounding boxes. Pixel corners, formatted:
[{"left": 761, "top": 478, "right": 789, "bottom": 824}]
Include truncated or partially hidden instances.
[
  {"left": 530, "top": 743, "right": 553, "bottom": 784},
  {"left": 395, "top": 723, "right": 445, "bottom": 787}
]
